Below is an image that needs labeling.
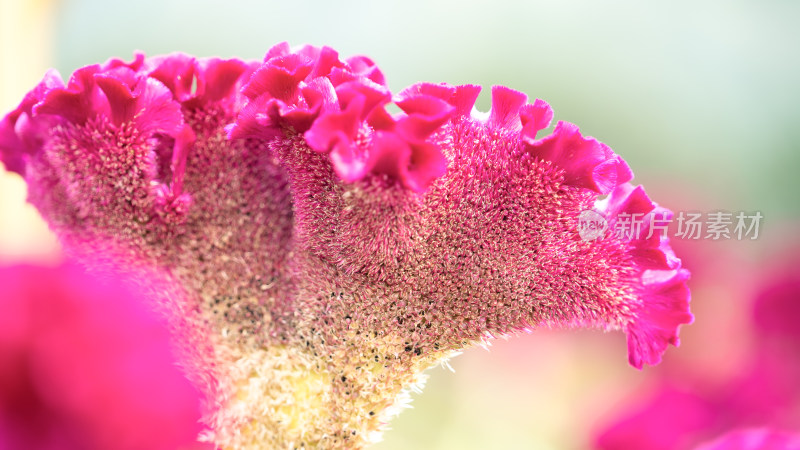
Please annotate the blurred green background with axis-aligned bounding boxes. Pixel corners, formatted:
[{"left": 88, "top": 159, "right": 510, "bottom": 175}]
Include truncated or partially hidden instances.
[{"left": 1, "top": 0, "right": 799, "bottom": 448}]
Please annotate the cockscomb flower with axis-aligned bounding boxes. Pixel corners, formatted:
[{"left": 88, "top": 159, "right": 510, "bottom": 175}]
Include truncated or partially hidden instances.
[
  {"left": 0, "top": 43, "right": 692, "bottom": 448},
  {"left": 0, "top": 263, "right": 204, "bottom": 450}
]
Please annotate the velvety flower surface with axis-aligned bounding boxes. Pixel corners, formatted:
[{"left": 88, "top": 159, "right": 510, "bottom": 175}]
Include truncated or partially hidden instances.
[
  {"left": 0, "top": 43, "right": 692, "bottom": 448},
  {"left": 0, "top": 263, "right": 204, "bottom": 450}
]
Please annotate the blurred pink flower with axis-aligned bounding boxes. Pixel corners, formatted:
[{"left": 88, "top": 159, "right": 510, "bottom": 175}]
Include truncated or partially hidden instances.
[
  {"left": 594, "top": 248, "right": 800, "bottom": 450},
  {"left": 0, "top": 43, "right": 692, "bottom": 446},
  {"left": 594, "top": 384, "right": 720, "bottom": 450},
  {"left": 695, "top": 428, "right": 800, "bottom": 450},
  {"left": 0, "top": 263, "right": 204, "bottom": 450}
]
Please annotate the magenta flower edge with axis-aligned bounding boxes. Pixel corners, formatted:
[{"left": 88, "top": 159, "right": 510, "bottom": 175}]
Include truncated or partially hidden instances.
[{"left": 0, "top": 42, "right": 692, "bottom": 448}]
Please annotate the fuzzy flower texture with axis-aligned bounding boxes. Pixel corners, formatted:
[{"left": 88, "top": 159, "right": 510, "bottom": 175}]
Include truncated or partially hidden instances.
[{"left": 0, "top": 43, "right": 692, "bottom": 448}]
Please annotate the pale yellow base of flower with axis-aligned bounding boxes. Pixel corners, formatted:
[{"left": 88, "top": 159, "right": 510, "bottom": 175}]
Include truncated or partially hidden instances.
[{"left": 200, "top": 339, "right": 455, "bottom": 449}]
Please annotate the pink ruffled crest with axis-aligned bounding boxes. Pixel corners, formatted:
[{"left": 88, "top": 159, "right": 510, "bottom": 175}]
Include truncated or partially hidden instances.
[
  {"left": 303, "top": 45, "right": 350, "bottom": 80},
  {"left": 363, "top": 91, "right": 455, "bottom": 190},
  {"left": 394, "top": 82, "right": 456, "bottom": 103},
  {"left": 402, "top": 140, "right": 448, "bottom": 192},
  {"left": 32, "top": 64, "right": 189, "bottom": 219},
  {"left": 301, "top": 77, "right": 339, "bottom": 116},
  {"left": 626, "top": 268, "right": 692, "bottom": 368},
  {"left": 146, "top": 53, "right": 197, "bottom": 102},
  {"left": 195, "top": 58, "right": 254, "bottom": 104},
  {"left": 227, "top": 50, "right": 328, "bottom": 137},
  {"left": 599, "top": 184, "right": 681, "bottom": 271},
  {"left": 394, "top": 94, "right": 455, "bottom": 139},
  {"left": 0, "top": 119, "right": 25, "bottom": 174},
  {"left": 524, "top": 121, "right": 633, "bottom": 194},
  {"left": 102, "top": 52, "right": 146, "bottom": 73},
  {"left": 33, "top": 64, "right": 108, "bottom": 124},
  {"left": 334, "top": 79, "right": 391, "bottom": 120},
  {"left": 225, "top": 95, "right": 283, "bottom": 141},
  {"left": 345, "top": 55, "right": 387, "bottom": 87},
  {"left": 449, "top": 84, "right": 482, "bottom": 117},
  {"left": 146, "top": 53, "right": 256, "bottom": 108},
  {"left": 367, "top": 132, "right": 448, "bottom": 192},
  {"left": 232, "top": 44, "right": 455, "bottom": 191},
  {"left": 93, "top": 69, "right": 139, "bottom": 124},
  {"left": 0, "top": 53, "right": 256, "bottom": 229},
  {"left": 598, "top": 183, "right": 693, "bottom": 368},
  {"left": 394, "top": 82, "right": 481, "bottom": 119},
  {"left": 0, "top": 70, "right": 64, "bottom": 174},
  {"left": 32, "top": 51, "right": 149, "bottom": 124},
  {"left": 242, "top": 54, "right": 313, "bottom": 102},
  {"left": 305, "top": 96, "right": 367, "bottom": 181},
  {"left": 30, "top": 57, "right": 187, "bottom": 138},
  {"left": 152, "top": 124, "right": 196, "bottom": 223},
  {"left": 519, "top": 98, "right": 554, "bottom": 140},
  {"left": 264, "top": 41, "right": 291, "bottom": 60},
  {"left": 630, "top": 207, "right": 682, "bottom": 270},
  {"left": 303, "top": 81, "right": 452, "bottom": 190},
  {"left": 487, "top": 85, "right": 528, "bottom": 131},
  {"left": 95, "top": 72, "right": 184, "bottom": 135}
]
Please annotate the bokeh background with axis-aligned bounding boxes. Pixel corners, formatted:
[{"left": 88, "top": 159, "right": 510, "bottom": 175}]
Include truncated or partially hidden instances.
[{"left": 1, "top": 0, "right": 798, "bottom": 448}]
